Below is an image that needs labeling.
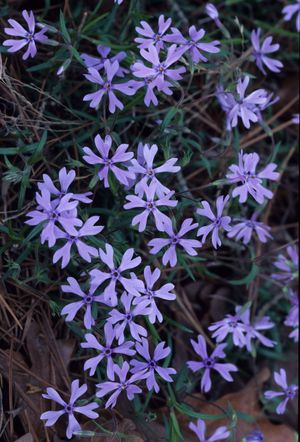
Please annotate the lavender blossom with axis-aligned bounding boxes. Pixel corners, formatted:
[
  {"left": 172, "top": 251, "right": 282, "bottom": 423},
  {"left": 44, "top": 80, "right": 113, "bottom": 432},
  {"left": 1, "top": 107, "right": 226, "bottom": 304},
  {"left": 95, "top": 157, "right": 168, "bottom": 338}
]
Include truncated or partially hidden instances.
[
  {"left": 227, "top": 214, "right": 272, "bottom": 245},
  {"left": 224, "top": 76, "right": 268, "bottom": 129},
  {"left": 83, "top": 134, "right": 134, "bottom": 188},
  {"left": 129, "top": 77, "right": 174, "bottom": 106},
  {"left": 90, "top": 244, "right": 144, "bottom": 305},
  {"left": 40, "top": 380, "right": 99, "bottom": 439},
  {"left": 124, "top": 181, "right": 177, "bottom": 232},
  {"left": 243, "top": 314, "right": 276, "bottom": 352},
  {"left": 53, "top": 216, "right": 104, "bottom": 268},
  {"left": 196, "top": 195, "right": 232, "bottom": 249},
  {"left": 132, "top": 44, "right": 186, "bottom": 89},
  {"left": 96, "top": 361, "right": 148, "bottom": 408},
  {"left": 187, "top": 335, "right": 238, "bottom": 392},
  {"left": 282, "top": 1, "right": 300, "bottom": 32},
  {"left": 284, "top": 290, "right": 299, "bottom": 342},
  {"left": 26, "top": 189, "right": 82, "bottom": 247},
  {"left": 129, "top": 143, "right": 180, "bottom": 197},
  {"left": 189, "top": 418, "right": 230, "bottom": 441},
  {"left": 136, "top": 266, "right": 176, "bottom": 323},
  {"left": 135, "top": 15, "right": 172, "bottom": 50},
  {"left": 265, "top": 368, "right": 298, "bottom": 414},
  {"left": 148, "top": 218, "right": 202, "bottom": 267},
  {"left": 81, "top": 45, "right": 128, "bottom": 77},
  {"left": 164, "top": 26, "right": 220, "bottom": 63},
  {"left": 208, "top": 309, "right": 248, "bottom": 347},
  {"left": 107, "top": 292, "right": 152, "bottom": 344},
  {"left": 83, "top": 60, "right": 136, "bottom": 113},
  {"left": 205, "top": 3, "right": 219, "bottom": 21},
  {"left": 271, "top": 245, "right": 299, "bottom": 283},
  {"left": 226, "top": 151, "right": 279, "bottom": 204},
  {"left": 292, "top": 113, "right": 300, "bottom": 124},
  {"left": 130, "top": 338, "right": 176, "bottom": 393},
  {"left": 61, "top": 277, "right": 111, "bottom": 330},
  {"left": 245, "top": 430, "right": 264, "bottom": 442},
  {"left": 251, "top": 29, "right": 283, "bottom": 75},
  {"left": 81, "top": 322, "right": 135, "bottom": 379},
  {"left": 3, "top": 10, "right": 48, "bottom": 60},
  {"left": 38, "top": 167, "right": 92, "bottom": 204}
]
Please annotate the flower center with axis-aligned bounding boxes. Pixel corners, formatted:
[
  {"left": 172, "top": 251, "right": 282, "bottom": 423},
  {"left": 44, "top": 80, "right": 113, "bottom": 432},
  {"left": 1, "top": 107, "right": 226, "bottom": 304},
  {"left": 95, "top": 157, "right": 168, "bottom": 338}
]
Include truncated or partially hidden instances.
[
  {"left": 148, "top": 359, "right": 157, "bottom": 369},
  {"left": 146, "top": 169, "right": 155, "bottom": 177},
  {"left": 146, "top": 289, "right": 154, "bottom": 300},
  {"left": 120, "top": 382, "right": 128, "bottom": 390},
  {"left": 203, "top": 357, "right": 215, "bottom": 368},
  {"left": 84, "top": 294, "right": 93, "bottom": 304},
  {"left": 157, "top": 64, "right": 166, "bottom": 73},
  {"left": 146, "top": 201, "right": 155, "bottom": 210},
  {"left": 171, "top": 235, "right": 179, "bottom": 245},
  {"left": 111, "top": 269, "right": 120, "bottom": 280},
  {"left": 125, "top": 313, "right": 133, "bottom": 322},
  {"left": 286, "top": 387, "right": 296, "bottom": 399},
  {"left": 104, "top": 348, "right": 112, "bottom": 356},
  {"left": 65, "top": 404, "right": 74, "bottom": 414},
  {"left": 103, "top": 82, "right": 111, "bottom": 90},
  {"left": 26, "top": 32, "right": 34, "bottom": 41},
  {"left": 214, "top": 217, "right": 222, "bottom": 227}
]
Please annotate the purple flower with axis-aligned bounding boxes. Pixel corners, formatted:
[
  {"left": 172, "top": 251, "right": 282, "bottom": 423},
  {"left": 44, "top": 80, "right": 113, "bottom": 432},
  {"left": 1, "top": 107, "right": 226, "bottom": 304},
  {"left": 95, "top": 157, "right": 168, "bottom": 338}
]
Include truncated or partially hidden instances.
[
  {"left": 132, "top": 44, "right": 186, "bottom": 89},
  {"left": 60, "top": 277, "right": 111, "bottom": 330},
  {"left": 284, "top": 290, "right": 299, "bottom": 342},
  {"left": 96, "top": 361, "right": 148, "bottom": 408},
  {"left": 129, "top": 77, "right": 174, "bottom": 106},
  {"left": 245, "top": 430, "right": 264, "bottom": 442},
  {"left": 53, "top": 216, "right": 104, "bottom": 268},
  {"left": 81, "top": 322, "right": 135, "bottom": 379},
  {"left": 264, "top": 368, "right": 298, "bottom": 414},
  {"left": 164, "top": 26, "right": 220, "bottom": 63},
  {"left": 135, "top": 15, "right": 172, "bottom": 50},
  {"left": 148, "top": 218, "right": 202, "bottom": 267},
  {"left": 187, "top": 335, "right": 238, "bottom": 392},
  {"left": 189, "top": 418, "right": 230, "bottom": 441},
  {"left": 107, "top": 292, "right": 152, "bottom": 344},
  {"left": 226, "top": 150, "right": 279, "bottom": 204},
  {"left": 130, "top": 338, "right": 176, "bottom": 393},
  {"left": 124, "top": 181, "right": 177, "bottom": 232},
  {"left": 38, "top": 167, "right": 92, "bottom": 204},
  {"left": 196, "top": 195, "right": 231, "bottom": 249},
  {"left": 243, "top": 314, "right": 276, "bottom": 352},
  {"left": 136, "top": 266, "right": 176, "bottom": 323},
  {"left": 251, "top": 29, "right": 283, "bottom": 75},
  {"left": 225, "top": 76, "right": 268, "bottom": 129},
  {"left": 227, "top": 214, "right": 272, "bottom": 245},
  {"left": 83, "top": 60, "right": 136, "bottom": 113},
  {"left": 40, "top": 380, "right": 99, "bottom": 440},
  {"left": 282, "top": 1, "right": 300, "bottom": 32},
  {"left": 83, "top": 134, "right": 134, "bottom": 188},
  {"left": 25, "top": 189, "right": 82, "bottom": 247},
  {"left": 90, "top": 244, "right": 144, "bottom": 305},
  {"left": 81, "top": 45, "right": 128, "bottom": 77},
  {"left": 3, "top": 10, "right": 48, "bottom": 60},
  {"left": 292, "top": 113, "right": 300, "bottom": 124},
  {"left": 271, "top": 245, "right": 299, "bottom": 283},
  {"left": 128, "top": 143, "right": 180, "bottom": 198},
  {"left": 208, "top": 308, "right": 248, "bottom": 347}
]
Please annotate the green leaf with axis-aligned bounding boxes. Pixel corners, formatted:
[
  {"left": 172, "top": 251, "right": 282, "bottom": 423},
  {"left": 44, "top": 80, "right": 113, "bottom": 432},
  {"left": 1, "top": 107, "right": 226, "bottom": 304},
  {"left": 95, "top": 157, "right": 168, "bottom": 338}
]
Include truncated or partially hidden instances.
[
  {"left": 59, "top": 10, "right": 71, "bottom": 43},
  {"left": 228, "top": 262, "right": 258, "bottom": 286}
]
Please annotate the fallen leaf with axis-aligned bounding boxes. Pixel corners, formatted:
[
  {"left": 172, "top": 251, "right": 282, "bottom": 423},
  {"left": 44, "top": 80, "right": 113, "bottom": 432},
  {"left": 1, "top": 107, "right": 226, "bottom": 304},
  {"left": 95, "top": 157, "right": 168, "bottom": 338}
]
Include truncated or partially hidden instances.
[{"left": 14, "top": 434, "right": 34, "bottom": 442}]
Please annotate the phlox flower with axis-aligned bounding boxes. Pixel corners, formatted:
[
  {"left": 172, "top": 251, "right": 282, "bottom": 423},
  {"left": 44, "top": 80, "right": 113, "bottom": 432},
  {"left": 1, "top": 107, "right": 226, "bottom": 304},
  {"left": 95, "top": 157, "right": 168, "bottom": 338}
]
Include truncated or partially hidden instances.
[
  {"left": 245, "top": 430, "right": 264, "bottom": 442},
  {"left": 60, "top": 277, "right": 111, "bottom": 330},
  {"left": 265, "top": 368, "right": 298, "bottom": 414},
  {"left": 242, "top": 314, "right": 276, "bottom": 352},
  {"left": 225, "top": 76, "right": 268, "bottom": 129},
  {"left": 164, "top": 26, "right": 220, "bottom": 63},
  {"left": 136, "top": 266, "right": 176, "bottom": 324},
  {"left": 227, "top": 214, "right": 272, "bottom": 245},
  {"left": 282, "top": 1, "right": 300, "bottom": 32},
  {"left": 3, "top": 10, "right": 48, "bottom": 60},
  {"left": 226, "top": 150, "right": 279, "bottom": 204},
  {"left": 81, "top": 322, "right": 135, "bottom": 378},
  {"left": 38, "top": 167, "right": 92, "bottom": 204},
  {"left": 96, "top": 361, "right": 148, "bottom": 408},
  {"left": 83, "top": 60, "right": 136, "bottom": 113},
  {"left": 187, "top": 335, "right": 238, "bottom": 392},
  {"left": 53, "top": 216, "right": 104, "bottom": 268},
  {"left": 205, "top": 3, "right": 219, "bottom": 21},
  {"left": 130, "top": 338, "right": 176, "bottom": 393},
  {"left": 271, "top": 245, "right": 299, "bottom": 283},
  {"left": 196, "top": 195, "right": 231, "bottom": 249},
  {"left": 148, "top": 218, "right": 202, "bottom": 267},
  {"left": 90, "top": 244, "right": 144, "bottom": 305},
  {"left": 129, "top": 77, "right": 174, "bottom": 106},
  {"left": 251, "top": 29, "right": 283, "bottom": 75},
  {"left": 81, "top": 45, "right": 128, "bottom": 77},
  {"left": 132, "top": 44, "right": 186, "bottom": 89},
  {"left": 40, "top": 380, "right": 99, "bottom": 440},
  {"left": 25, "top": 189, "right": 82, "bottom": 247},
  {"left": 292, "top": 113, "right": 300, "bottom": 124},
  {"left": 128, "top": 142, "right": 180, "bottom": 198},
  {"left": 208, "top": 309, "right": 247, "bottom": 347},
  {"left": 135, "top": 15, "right": 172, "bottom": 50},
  {"left": 83, "top": 134, "right": 134, "bottom": 188},
  {"left": 189, "top": 418, "right": 230, "bottom": 441},
  {"left": 107, "top": 292, "right": 152, "bottom": 344},
  {"left": 284, "top": 290, "right": 299, "bottom": 342},
  {"left": 124, "top": 181, "right": 177, "bottom": 232}
]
